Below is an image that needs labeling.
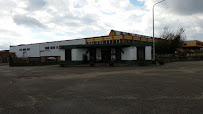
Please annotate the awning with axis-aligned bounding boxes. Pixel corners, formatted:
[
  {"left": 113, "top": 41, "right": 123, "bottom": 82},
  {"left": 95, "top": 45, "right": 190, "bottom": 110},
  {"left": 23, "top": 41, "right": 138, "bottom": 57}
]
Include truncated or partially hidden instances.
[{"left": 60, "top": 42, "right": 152, "bottom": 49}]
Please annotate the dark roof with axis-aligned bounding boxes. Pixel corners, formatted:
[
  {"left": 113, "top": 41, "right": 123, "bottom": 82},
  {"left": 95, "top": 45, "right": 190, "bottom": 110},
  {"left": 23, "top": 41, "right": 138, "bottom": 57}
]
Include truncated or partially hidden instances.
[
  {"left": 111, "top": 30, "right": 161, "bottom": 39},
  {"left": 0, "top": 50, "right": 9, "bottom": 53},
  {"left": 10, "top": 38, "right": 85, "bottom": 47}
]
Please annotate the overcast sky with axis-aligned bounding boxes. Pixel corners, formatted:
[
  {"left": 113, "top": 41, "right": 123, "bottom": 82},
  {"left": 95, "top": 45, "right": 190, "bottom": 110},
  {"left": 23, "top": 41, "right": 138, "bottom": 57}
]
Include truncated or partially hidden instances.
[{"left": 0, "top": 0, "right": 202, "bottom": 50}]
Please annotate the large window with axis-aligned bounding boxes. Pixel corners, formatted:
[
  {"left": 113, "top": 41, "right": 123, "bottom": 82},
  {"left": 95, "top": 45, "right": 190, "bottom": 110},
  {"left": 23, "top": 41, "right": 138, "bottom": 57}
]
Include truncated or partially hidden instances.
[
  {"left": 104, "top": 40, "right": 107, "bottom": 44},
  {"left": 99, "top": 41, "right": 102, "bottom": 44},
  {"left": 115, "top": 39, "right": 121, "bottom": 44}
]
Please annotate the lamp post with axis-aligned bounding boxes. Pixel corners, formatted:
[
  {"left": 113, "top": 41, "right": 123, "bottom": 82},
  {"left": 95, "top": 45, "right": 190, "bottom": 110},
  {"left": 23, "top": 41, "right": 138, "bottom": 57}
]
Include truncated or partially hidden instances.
[{"left": 153, "top": 0, "right": 165, "bottom": 61}]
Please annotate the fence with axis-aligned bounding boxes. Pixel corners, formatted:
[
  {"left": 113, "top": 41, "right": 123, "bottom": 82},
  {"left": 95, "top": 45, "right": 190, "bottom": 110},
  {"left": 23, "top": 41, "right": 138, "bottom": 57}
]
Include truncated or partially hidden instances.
[
  {"left": 9, "top": 57, "right": 59, "bottom": 66},
  {"left": 157, "top": 52, "right": 203, "bottom": 63}
]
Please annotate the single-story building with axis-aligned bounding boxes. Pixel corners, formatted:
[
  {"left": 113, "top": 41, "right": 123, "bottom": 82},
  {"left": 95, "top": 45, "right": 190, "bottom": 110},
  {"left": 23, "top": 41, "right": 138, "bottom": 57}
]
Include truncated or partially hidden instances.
[{"left": 10, "top": 30, "right": 156, "bottom": 65}]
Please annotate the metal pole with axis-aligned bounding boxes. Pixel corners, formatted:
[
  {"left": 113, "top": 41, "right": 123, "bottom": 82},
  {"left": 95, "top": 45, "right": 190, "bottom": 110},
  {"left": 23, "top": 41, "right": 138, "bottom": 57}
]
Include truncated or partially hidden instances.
[
  {"left": 153, "top": 0, "right": 165, "bottom": 61},
  {"left": 153, "top": 6, "right": 155, "bottom": 61}
]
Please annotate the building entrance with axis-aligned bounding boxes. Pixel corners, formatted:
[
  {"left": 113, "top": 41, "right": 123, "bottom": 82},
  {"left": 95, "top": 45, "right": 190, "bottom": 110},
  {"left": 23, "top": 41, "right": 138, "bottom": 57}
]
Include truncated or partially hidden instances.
[
  {"left": 101, "top": 48, "right": 111, "bottom": 63},
  {"left": 137, "top": 47, "right": 145, "bottom": 60},
  {"left": 90, "top": 48, "right": 96, "bottom": 62},
  {"left": 65, "top": 49, "right": 71, "bottom": 61}
]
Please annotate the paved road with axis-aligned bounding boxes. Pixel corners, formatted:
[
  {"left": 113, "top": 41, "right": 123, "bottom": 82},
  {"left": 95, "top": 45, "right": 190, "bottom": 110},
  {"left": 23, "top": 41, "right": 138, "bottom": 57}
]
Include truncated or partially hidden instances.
[{"left": 0, "top": 61, "right": 203, "bottom": 113}]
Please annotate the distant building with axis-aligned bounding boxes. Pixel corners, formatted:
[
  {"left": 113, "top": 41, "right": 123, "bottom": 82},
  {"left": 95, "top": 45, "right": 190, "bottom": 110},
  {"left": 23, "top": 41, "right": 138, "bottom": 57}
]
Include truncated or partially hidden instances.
[
  {"left": 183, "top": 40, "right": 203, "bottom": 50},
  {"left": 0, "top": 50, "right": 15, "bottom": 63}
]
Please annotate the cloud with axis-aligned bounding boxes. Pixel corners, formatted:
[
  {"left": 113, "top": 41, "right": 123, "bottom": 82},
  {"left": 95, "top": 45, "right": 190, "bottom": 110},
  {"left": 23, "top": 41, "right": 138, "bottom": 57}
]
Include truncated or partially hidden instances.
[
  {"left": 13, "top": 15, "right": 47, "bottom": 29},
  {"left": 0, "top": 29, "right": 21, "bottom": 37},
  {"left": 26, "top": 0, "right": 47, "bottom": 11},
  {"left": 165, "top": 0, "right": 203, "bottom": 15},
  {"left": 0, "top": 0, "right": 203, "bottom": 50}
]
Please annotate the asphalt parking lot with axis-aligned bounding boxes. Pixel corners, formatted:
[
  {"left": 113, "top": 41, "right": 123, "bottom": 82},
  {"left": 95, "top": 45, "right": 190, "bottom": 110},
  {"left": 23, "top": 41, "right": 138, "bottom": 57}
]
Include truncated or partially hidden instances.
[{"left": 0, "top": 61, "right": 203, "bottom": 113}]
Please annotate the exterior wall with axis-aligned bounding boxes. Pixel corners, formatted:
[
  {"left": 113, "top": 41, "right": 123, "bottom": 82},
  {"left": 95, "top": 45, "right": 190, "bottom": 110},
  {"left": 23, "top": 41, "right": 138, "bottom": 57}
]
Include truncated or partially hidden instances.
[
  {"left": 72, "top": 48, "right": 88, "bottom": 61},
  {"left": 145, "top": 46, "right": 152, "bottom": 60},
  {"left": 40, "top": 39, "right": 85, "bottom": 61},
  {"left": 10, "top": 39, "right": 85, "bottom": 61},
  {"left": 183, "top": 41, "right": 197, "bottom": 47},
  {"left": 10, "top": 44, "right": 40, "bottom": 58},
  {"left": 121, "top": 47, "right": 137, "bottom": 60},
  {"left": 39, "top": 42, "right": 65, "bottom": 61},
  {"left": 183, "top": 40, "right": 203, "bottom": 47}
]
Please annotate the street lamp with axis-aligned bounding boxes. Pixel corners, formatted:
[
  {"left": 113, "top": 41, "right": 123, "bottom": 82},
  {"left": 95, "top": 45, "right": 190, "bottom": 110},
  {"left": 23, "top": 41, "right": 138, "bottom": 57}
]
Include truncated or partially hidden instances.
[{"left": 153, "top": 0, "right": 165, "bottom": 61}]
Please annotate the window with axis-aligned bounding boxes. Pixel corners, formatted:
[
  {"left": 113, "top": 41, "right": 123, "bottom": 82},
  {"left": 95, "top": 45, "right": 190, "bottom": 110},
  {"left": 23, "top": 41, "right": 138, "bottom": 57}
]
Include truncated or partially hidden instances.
[
  {"left": 45, "top": 47, "right": 49, "bottom": 50},
  {"left": 134, "top": 40, "right": 138, "bottom": 43},
  {"left": 125, "top": 39, "right": 131, "bottom": 43},
  {"left": 96, "top": 41, "right": 102, "bottom": 44},
  {"left": 106, "top": 40, "right": 110, "bottom": 44},
  {"left": 51, "top": 46, "right": 55, "bottom": 49},
  {"left": 19, "top": 49, "right": 22, "bottom": 51},
  {"left": 110, "top": 40, "right": 112, "bottom": 44},
  {"left": 117, "top": 39, "right": 120, "bottom": 44},
  {"left": 116, "top": 39, "right": 121, "bottom": 43},
  {"left": 23, "top": 48, "right": 26, "bottom": 51},
  {"left": 27, "top": 48, "right": 30, "bottom": 51},
  {"left": 87, "top": 42, "right": 93, "bottom": 45}
]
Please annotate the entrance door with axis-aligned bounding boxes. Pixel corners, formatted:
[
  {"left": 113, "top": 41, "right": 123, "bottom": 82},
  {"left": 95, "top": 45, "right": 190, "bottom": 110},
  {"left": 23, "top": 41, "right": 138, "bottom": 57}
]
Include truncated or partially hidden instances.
[
  {"left": 90, "top": 48, "right": 96, "bottom": 62},
  {"left": 23, "top": 52, "right": 27, "bottom": 58},
  {"left": 101, "top": 48, "right": 111, "bottom": 63},
  {"left": 65, "top": 49, "right": 71, "bottom": 61},
  {"left": 137, "top": 47, "right": 145, "bottom": 60}
]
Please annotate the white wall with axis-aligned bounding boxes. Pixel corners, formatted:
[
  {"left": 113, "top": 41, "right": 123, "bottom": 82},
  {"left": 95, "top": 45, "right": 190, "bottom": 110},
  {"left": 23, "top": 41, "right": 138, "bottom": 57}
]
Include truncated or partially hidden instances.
[
  {"left": 121, "top": 47, "right": 137, "bottom": 60},
  {"left": 10, "top": 39, "right": 85, "bottom": 61},
  {"left": 145, "top": 46, "right": 152, "bottom": 60},
  {"left": 39, "top": 39, "right": 85, "bottom": 61},
  {"left": 10, "top": 44, "right": 40, "bottom": 58},
  {"left": 72, "top": 48, "right": 88, "bottom": 61}
]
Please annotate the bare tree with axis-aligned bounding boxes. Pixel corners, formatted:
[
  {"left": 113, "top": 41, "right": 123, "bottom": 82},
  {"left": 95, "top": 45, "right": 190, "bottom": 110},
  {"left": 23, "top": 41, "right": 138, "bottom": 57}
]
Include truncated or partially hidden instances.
[{"left": 156, "top": 27, "right": 186, "bottom": 54}]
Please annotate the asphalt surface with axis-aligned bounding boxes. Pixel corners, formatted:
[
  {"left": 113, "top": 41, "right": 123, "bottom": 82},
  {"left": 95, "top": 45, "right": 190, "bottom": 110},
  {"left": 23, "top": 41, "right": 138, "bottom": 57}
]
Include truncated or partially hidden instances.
[{"left": 0, "top": 61, "right": 203, "bottom": 114}]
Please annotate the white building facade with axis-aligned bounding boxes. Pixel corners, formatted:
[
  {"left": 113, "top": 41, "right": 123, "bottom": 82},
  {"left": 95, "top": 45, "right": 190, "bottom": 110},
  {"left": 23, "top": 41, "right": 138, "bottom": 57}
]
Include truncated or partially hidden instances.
[{"left": 10, "top": 39, "right": 85, "bottom": 61}]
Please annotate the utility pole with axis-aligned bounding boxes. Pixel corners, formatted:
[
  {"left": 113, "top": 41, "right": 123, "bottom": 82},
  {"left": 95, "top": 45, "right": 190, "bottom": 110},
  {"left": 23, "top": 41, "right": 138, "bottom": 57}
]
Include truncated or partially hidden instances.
[{"left": 153, "top": 0, "right": 166, "bottom": 61}]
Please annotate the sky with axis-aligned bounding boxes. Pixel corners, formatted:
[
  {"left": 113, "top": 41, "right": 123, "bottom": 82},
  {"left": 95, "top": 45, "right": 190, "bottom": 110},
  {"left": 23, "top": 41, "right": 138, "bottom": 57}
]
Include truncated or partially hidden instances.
[{"left": 0, "top": 0, "right": 203, "bottom": 50}]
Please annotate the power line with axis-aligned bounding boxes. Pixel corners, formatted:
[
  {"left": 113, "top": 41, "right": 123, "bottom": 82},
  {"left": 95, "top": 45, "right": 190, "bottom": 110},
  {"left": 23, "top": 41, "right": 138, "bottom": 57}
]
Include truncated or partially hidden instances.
[{"left": 9, "top": 0, "right": 20, "bottom": 16}]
